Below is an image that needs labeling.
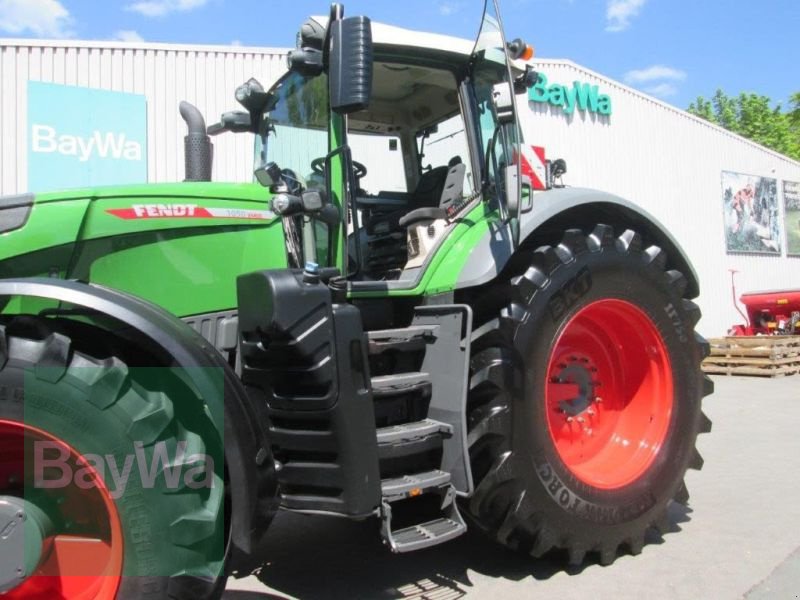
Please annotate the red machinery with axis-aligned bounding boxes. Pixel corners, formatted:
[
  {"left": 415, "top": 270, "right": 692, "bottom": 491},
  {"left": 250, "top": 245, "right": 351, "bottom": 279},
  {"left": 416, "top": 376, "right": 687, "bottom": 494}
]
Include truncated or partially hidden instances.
[{"left": 729, "top": 271, "right": 800, "bottom": 335}]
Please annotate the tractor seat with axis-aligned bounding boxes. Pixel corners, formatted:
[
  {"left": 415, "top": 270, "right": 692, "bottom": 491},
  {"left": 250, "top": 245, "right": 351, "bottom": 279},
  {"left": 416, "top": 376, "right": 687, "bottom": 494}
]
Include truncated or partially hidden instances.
[
  {"left": 362, "top": 156, "right": 466, "bottom": 276},
  {"left": 366, "top": 156, "right": 464, "bottom": 235}
]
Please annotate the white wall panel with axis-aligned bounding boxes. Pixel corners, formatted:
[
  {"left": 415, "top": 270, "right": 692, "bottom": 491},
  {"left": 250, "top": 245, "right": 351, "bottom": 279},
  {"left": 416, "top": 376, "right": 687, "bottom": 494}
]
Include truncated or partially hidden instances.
[{"left": 0, "top": 39, "right": 289, "bottom": 194}]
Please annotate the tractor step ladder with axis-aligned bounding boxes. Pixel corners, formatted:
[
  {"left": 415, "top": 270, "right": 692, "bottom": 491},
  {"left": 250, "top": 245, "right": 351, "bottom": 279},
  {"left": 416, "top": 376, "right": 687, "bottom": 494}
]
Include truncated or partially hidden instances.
[
  {"left": 372, "top": 371, "right": 465, "bottom": 552},
  {"left": 370, "top": 372, "right": 432, "bottom": 397},
  {"left": 376, "top": 418, "right": 453, "bottom": 444},
  {"left": 367, "top": 324, "right": 438, "bottom": 355},
  {"left": 367, "top": 307, "right": 473, "bottom": 553},
  {"left": 379, "top": 469, "right": 466, "bottom": 553}
]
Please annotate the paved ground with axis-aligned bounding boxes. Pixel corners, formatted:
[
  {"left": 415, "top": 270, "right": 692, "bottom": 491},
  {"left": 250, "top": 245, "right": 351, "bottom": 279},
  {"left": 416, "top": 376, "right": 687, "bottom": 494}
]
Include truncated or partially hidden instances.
[{"left": 226, "top": 375, "right": 800, "bottom": 600}]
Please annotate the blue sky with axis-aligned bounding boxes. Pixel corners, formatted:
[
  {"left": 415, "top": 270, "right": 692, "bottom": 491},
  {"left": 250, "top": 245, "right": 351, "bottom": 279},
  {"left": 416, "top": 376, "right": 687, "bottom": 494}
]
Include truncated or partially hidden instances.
[{"left": 1, "top": 0, "right": 798, "bottom": 111}]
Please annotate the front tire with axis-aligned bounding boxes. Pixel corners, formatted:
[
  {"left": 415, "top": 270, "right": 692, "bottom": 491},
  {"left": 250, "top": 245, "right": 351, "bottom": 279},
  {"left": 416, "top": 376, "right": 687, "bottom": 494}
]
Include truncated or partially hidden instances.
[
  {"left": 465, "top": 225, "right": 713, "bottom": 565},
  {"left": 0, "top": 317, "right": 226, "bottom": 599}
]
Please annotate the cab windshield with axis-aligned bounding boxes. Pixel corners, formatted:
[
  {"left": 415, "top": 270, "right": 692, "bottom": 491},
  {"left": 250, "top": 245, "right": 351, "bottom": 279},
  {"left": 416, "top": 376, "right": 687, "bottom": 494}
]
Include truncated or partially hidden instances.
[{"left": 254, "top": 72, "right": 329, "bottom": 191}]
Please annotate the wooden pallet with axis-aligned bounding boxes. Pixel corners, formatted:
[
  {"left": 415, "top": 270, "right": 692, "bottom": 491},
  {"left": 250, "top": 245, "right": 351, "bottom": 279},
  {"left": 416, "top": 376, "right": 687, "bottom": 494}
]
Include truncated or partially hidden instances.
[{"left": 702, "top": 336, "right": 800, "bottom": 377}]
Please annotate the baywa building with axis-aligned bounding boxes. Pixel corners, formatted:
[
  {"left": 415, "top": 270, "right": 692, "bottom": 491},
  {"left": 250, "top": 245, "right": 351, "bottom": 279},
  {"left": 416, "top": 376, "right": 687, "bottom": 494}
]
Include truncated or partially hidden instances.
[{"left": 1, "top": 36, "right": 799, "bottom": 337}]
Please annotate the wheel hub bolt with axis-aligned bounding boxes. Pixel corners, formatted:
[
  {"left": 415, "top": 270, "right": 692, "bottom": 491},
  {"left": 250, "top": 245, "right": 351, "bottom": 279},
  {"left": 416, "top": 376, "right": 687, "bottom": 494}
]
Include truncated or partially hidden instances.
[{"left": 0, "top": 497, "right": 53, "bottom": 593}]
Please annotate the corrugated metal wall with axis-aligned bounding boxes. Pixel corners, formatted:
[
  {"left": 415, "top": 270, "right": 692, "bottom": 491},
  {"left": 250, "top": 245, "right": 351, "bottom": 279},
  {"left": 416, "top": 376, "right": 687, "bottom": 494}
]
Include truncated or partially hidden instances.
[
  {"left": 1, "top": 42, "right": 799, "bottom": 336},
  {"left": 0, "top": 39, "right": 288, "bottom": 192}
]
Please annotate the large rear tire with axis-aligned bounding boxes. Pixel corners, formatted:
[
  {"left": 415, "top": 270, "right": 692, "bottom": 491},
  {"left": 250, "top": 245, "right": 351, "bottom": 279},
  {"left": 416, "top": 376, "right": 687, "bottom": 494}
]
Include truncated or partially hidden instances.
[
  {"left": 465, "top": 225, "right": 713, "bottom": 565},
  {"left": 0, "top": 317, "right": 226, "bottom": 599}
]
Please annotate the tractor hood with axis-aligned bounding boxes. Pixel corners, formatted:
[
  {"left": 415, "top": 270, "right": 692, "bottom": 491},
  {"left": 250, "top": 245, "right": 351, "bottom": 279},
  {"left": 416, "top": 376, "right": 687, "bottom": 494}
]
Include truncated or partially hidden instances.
[{"left": 0, "top": 181, "right": 285, "bottom": 317}]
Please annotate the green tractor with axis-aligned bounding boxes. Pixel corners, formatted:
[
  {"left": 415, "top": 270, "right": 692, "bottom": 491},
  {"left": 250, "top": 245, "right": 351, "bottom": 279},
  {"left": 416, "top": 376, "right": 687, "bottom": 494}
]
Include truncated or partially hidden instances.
[{"left": 0, "top": 2, "right": 712, "bottom": 598}]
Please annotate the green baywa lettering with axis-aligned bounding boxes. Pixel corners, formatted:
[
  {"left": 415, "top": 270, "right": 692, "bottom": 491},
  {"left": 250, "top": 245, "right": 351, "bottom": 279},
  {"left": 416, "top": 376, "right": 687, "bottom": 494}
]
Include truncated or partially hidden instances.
[
  {"left": 529, "top": 72, "right": 550, "bottom": 103},
  {"left": 574, "top": 82, "right": 600, "bottom": 113},
  {"left": 564, "top": 85, "right": 578, "bottom": 114},
  {"left": 598, "top": 94, "right": 612, "bottom": 115},
  {"left": 548, "top": 85, "right": 566, "bottom": 109}
]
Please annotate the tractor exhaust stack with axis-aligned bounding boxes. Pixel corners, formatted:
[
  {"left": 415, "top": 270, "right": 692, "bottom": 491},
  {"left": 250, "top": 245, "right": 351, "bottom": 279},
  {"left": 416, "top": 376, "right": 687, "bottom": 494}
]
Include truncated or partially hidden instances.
[{"left": 179, "top": 101, "right": 213, "bottom": 182}]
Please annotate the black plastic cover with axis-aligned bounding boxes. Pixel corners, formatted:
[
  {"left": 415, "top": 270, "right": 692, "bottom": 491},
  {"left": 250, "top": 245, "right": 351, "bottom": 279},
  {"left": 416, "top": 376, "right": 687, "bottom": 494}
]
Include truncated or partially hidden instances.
[
  {"left": 329, "top": 16, "right": 373, "bottom": 115},
  {"left": 0, "top": 194, "right": 32, "bottom": 233},
  {"left": 237, "top": 269, "right": 381, "bottom": 516},
  {"left": 238, "top": 270, "right": 336, "bottom": 411}
]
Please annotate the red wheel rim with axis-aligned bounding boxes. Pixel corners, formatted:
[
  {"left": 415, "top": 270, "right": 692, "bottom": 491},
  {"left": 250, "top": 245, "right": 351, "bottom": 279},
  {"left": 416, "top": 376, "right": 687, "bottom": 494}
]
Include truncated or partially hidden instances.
[
  {"left": 0, "top": 419, "right": 123, "bottom": 599},
  {"left": 544, "top": 299, "right": 673, "bottom": 489}
]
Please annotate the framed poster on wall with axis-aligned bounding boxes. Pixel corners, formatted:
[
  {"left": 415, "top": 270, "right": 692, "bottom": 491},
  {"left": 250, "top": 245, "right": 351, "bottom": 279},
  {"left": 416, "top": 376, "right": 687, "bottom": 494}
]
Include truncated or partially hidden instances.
[
  {"left": 721, "top": 170, "right": 781, "bottom": 254},
  {"left": 785, "top": 180, "right": 800, "bottom": 256}
]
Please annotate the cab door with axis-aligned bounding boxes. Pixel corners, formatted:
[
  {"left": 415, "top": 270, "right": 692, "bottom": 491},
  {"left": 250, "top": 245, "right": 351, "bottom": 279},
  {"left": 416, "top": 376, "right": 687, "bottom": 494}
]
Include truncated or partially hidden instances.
[{"left": 470, "top": 0, "right": 523, "bottom": 245}]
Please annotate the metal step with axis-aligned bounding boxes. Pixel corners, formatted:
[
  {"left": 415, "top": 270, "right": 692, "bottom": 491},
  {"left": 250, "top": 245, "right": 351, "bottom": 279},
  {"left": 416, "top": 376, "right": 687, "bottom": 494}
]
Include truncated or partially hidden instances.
[
  {"left": 389, "top": 516, "right": 466, "bottom": 553},
  {"left": 370, "top": 371, "right": 431, "bottom": 398},
  {"left": 376, "top": 419, "right": 453, "bottom": 445},
  {"left": 381, "top": 469, "right": 451, "bottom": 502},
  {"left": 367, "top": 325, "right": 437, "bottom": 355},
  {"left": 379, "top": 480, "right": 467, "bottom": 553}
]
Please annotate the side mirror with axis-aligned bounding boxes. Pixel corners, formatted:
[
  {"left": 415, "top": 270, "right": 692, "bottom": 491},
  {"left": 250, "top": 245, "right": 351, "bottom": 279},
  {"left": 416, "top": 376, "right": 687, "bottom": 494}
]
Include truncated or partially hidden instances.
[
  {"left": 329, "top": 16, "right": 373, "bottom": 115},
  {"left": 520, "top": 177, "right": 533, "bottom": 214},
  {"left": 491, "top": 83, "right": 515, "bottom": 124},
  {"left": 504, "top": 163, "right": 521, "bottom": 247},
  {"left": 504, "top": 164, "right": 520, "bottom": 217}
]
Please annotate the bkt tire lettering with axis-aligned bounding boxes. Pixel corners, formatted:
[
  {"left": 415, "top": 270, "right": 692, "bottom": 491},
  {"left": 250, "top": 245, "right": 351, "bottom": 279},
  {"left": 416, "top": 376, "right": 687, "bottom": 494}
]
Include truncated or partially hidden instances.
[
  {"left": 548, "top": 267, "right": 592, "bottom": 321},
  {"left": 536, "top": 458, "right": 656, "bottom": 524}
]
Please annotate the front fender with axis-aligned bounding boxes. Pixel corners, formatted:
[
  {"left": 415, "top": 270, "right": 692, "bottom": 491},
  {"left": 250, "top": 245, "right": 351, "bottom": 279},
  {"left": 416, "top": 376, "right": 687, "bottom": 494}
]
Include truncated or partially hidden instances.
[{"left": 455, "top": 188, "right": 700, "bottom": 298}]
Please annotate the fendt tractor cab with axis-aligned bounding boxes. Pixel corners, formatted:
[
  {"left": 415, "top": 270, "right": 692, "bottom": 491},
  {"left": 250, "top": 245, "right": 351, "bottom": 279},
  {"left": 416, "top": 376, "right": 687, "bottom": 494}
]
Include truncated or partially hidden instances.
[{"left": 0, "top": 2, "right": 712, "bottom": 599}]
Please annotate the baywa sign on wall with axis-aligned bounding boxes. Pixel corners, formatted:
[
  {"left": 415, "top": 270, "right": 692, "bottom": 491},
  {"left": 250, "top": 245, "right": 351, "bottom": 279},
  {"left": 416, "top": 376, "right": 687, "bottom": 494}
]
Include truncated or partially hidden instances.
[
  {"left": 528, "top": 73, "right": 612, "bottom": 116},
  {"left": 28, "top": 82, "right": 147, "bottom": 193}
]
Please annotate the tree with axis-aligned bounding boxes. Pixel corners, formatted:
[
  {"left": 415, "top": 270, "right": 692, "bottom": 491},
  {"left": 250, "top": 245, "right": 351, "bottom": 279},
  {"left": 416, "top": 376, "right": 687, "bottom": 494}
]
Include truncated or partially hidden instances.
[
  {"left": 688, "top": 89, "right": 800, "bottom": 161},
  {"left": 789, "top": 92, "right": 800, "bottom": 129}
]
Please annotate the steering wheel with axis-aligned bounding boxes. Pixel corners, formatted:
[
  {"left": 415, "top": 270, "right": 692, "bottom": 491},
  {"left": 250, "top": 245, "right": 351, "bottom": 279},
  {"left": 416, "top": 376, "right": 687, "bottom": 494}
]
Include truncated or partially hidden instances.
[
  {"left": 352, "top": 160, "right": 367, "bottom": 180},
  {"left": 310, "top": 157, "right": 368, "bottom": 180},
  {"left": 310, "top": 157, "right": 326, "bottom": 175}
]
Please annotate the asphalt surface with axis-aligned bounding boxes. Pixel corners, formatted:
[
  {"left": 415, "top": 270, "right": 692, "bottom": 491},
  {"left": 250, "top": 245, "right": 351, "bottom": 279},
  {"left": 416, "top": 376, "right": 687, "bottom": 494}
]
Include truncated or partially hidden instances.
[{"left": 226, "top": 375, "right": 800, "bottom": 600}]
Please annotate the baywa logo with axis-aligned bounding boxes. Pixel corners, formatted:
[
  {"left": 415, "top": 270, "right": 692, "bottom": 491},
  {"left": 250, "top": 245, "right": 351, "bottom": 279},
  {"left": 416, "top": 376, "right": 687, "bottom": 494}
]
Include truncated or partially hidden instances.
[
  {"left": 31, "top": 124, "right": 143, "bottom": 162},
  {"left": 34, "top": 440, "right": 216, "bottom": 499},
  {"left": 529, "top": 73, "right": 612, "bottom": 116}
]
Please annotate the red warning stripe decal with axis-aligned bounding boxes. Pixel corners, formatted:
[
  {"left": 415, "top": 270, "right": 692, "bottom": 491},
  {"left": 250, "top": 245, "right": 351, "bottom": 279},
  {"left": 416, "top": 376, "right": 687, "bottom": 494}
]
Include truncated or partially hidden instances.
[
  {"left": 106, "top": 205, "right": 275, "bottom": 220},
  {"left": 519, "top": 146, "right": 546, "bottom": 190}
]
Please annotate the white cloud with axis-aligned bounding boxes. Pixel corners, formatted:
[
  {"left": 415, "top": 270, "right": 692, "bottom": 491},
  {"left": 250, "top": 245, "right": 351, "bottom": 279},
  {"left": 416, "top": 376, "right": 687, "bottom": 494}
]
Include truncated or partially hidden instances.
[
  {"left": 230, "top": 39, "right": 242, "bottom": 46},
  {"left": 126, "top": 0, "right": 209, "bottom": 18},
  {"left": 606, "top": 0, "right": 647, "bottom": 32},
  {"left": 438, "top": 2, "right": 462, "bottom": 16},
  {"left": 624, "top": 65, "right": 687, "bottom": 84},
  {"left": 113, "top": 29, "right": 145, "bottom": 43},
  {"left": 623, "top": 64, "right": 687, "bottom": 98},
  {"left": 643, "top": 83, "right": 678, "bottom": 98},
  {"left": 0, "top": 0, "right": 73, "bottom": 37}
]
